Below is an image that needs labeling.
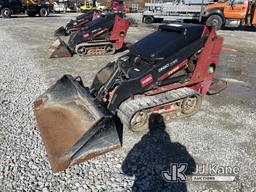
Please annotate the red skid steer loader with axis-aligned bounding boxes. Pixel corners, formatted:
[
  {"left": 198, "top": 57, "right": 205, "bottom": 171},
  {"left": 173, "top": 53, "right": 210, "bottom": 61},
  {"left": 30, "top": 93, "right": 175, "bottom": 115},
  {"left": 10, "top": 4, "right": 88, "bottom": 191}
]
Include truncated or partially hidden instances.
[
  {"left": 34, "top": 23, "right": 227, "bottom": 172},
  {"left": 48, "top": 13, "right": 129, "bottom": 58},
  {"left": 54, "top": 10, "right": 100, "bottom": 37}
]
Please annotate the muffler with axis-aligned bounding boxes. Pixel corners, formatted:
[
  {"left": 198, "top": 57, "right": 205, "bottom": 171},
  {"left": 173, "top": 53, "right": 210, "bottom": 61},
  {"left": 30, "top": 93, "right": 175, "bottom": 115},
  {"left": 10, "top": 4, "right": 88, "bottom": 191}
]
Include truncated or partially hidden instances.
[
  {"left": 48, "top": 38, "right": 72, "bottom": 58},
  {"left": 33, "top": 75, "right": 121, "bottom": 172}
]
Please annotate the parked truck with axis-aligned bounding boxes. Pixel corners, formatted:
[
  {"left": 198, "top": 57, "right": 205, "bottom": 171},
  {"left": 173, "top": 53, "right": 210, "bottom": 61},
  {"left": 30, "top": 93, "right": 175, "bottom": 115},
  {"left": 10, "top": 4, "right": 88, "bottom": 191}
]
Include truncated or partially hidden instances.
[
  {"left": 0, "top": 0, "right": 53, "bottom": 18},
  {"left": 143, "top": 0, "right": 256, "bottom": 29},
  {"left": 143, "top": 0, "right": 214, "bottom": 24},
  {"left": 204, "top": 0, "right": 256, "bottom": 29}
]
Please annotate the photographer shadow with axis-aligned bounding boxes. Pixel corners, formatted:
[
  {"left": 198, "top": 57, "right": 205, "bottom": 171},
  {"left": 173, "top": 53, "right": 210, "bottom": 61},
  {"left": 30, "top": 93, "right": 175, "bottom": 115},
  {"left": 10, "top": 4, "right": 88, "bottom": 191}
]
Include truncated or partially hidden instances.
[{"left": 122, "top": 113, "right": 196, "bottom": 192}]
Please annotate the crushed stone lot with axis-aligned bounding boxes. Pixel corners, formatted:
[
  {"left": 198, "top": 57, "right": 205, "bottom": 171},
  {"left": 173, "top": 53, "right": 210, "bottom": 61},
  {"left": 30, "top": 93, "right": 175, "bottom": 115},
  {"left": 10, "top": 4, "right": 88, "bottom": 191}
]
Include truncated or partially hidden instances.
[{"left": 0, "top": 13, "right": 256, "bottom": 192}]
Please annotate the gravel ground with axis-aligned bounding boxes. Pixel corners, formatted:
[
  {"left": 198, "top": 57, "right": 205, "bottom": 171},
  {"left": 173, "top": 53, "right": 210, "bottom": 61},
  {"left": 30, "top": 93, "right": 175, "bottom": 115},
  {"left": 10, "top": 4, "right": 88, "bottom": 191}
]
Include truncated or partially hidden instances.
[
  {"left": 0, "top": 22, "right": 134, "bottom": 192},
  {"left": 0, "top": 13, "right": 256, "bottom": 192}
]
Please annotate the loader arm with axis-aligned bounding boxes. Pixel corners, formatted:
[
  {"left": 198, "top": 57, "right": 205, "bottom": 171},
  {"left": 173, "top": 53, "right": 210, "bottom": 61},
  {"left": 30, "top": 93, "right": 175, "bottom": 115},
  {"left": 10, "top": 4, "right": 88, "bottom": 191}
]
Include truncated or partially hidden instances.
[{"left": 110, "top": 15, "right": 129, "bottom": 50}]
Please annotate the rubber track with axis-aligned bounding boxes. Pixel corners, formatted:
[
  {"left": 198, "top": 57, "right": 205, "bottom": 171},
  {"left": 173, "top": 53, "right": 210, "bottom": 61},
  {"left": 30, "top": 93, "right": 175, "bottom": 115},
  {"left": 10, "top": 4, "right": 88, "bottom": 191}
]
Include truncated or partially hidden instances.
[
  {"left": 75, "top": 42, "right": 114, "bottom": 56},
  {"left": 117, "top": 87, "right": 197, "bottom": 128}
]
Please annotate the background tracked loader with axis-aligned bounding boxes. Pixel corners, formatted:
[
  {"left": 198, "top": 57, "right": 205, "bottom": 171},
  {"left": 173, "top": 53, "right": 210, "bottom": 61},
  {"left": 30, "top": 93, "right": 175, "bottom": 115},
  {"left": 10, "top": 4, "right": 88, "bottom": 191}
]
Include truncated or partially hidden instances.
[
  {"left": 54, "top": 10, "right": 101, "bottom": 36},
  {"left": 48, "top": 13, "right": 129, "bottom": 58},
  {"left": 34, "top": 23, "right": 227, "bottom": 172}
]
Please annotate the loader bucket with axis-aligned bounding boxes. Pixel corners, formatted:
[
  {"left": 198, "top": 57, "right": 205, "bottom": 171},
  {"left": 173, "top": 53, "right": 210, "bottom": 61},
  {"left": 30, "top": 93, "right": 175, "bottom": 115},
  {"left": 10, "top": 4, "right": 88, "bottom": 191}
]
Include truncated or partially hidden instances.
[
  {"left": 54, "top": 26, "right": 67, "bottom": 37},
  {"left": 33, "top": 75, "right": 121, "bottom": 172},
  {"left": 48, "top": 38, "right": 72, "bottom": 58}
]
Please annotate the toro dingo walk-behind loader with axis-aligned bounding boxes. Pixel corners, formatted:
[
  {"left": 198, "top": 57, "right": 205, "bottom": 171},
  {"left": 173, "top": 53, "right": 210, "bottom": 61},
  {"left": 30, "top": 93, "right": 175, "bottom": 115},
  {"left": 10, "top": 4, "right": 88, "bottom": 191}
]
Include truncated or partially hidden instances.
[
  {"left": 49, "top": 13, "right": 129, "bottom": 58},
  {"left": 34, "top": 23, "right": 227, "bottom": 172},
  {"left": 54, "top": 10, "right": 101, "bottom": 37}
]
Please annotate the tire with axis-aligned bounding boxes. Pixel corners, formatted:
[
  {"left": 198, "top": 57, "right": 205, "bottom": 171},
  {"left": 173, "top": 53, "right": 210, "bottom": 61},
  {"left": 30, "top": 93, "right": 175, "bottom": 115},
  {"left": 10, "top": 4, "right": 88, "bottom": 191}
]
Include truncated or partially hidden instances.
[
  {"left": 206, "top": 15, "right": 223, "bottom": 30},
  {"left": 27, "top": 12, "right": 36, "bottom": 17},
  {"left": 181, "top": 95, "right": 202, "bottom": 115},
  {"left": 1, "top": 8, "right": 12, "bottom": 18},
  {"left": 130, "top": 111, "right": 149, "bottom": 132},
  {"left": 144, "top": 16, "right": 154, "bottom": 24},
  {"left": 39, "top": 8, "right": 49, "bottom": 17},
  {"left": 105, "top": 44, "right": 116, "bottom": 55}
]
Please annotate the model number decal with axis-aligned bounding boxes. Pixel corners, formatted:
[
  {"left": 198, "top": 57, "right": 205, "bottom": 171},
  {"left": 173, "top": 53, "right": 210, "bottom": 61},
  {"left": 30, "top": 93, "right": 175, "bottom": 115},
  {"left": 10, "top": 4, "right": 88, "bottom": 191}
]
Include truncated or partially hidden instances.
[
  {"left": 140, "top": 74, "right": 153, "bottom": 88},
  {"left": 158, "top": 59, "right": 178, "bottom": 72}
]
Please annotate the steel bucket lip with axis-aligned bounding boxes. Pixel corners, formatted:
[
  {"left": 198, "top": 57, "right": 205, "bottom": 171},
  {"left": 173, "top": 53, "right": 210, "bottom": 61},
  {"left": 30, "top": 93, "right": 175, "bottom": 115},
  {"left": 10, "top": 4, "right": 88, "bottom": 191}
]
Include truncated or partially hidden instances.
[
  {"left": 48, "top": 38, "right": 72, "bottom": 58},
  {"left": 70, "top": 118, "right": 121, "bottom": 166}
]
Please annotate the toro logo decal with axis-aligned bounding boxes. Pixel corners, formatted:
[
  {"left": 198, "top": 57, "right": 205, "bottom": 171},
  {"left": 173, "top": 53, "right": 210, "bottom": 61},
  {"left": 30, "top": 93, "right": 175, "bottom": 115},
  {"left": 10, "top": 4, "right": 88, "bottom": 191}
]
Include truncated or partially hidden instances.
[
  {"left": 140, "top": 74, "right": 153, "bottom": 88},
  {"left": 83, "top": 33, "right": 89, "bottom": 38}
]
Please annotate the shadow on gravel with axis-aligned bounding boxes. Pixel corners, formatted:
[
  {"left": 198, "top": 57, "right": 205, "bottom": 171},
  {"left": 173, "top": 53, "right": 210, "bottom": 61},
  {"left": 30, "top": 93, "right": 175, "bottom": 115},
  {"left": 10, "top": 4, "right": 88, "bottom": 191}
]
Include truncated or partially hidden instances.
[{"left": 122, "top": 113, "right": 196, "bottom": 192}]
